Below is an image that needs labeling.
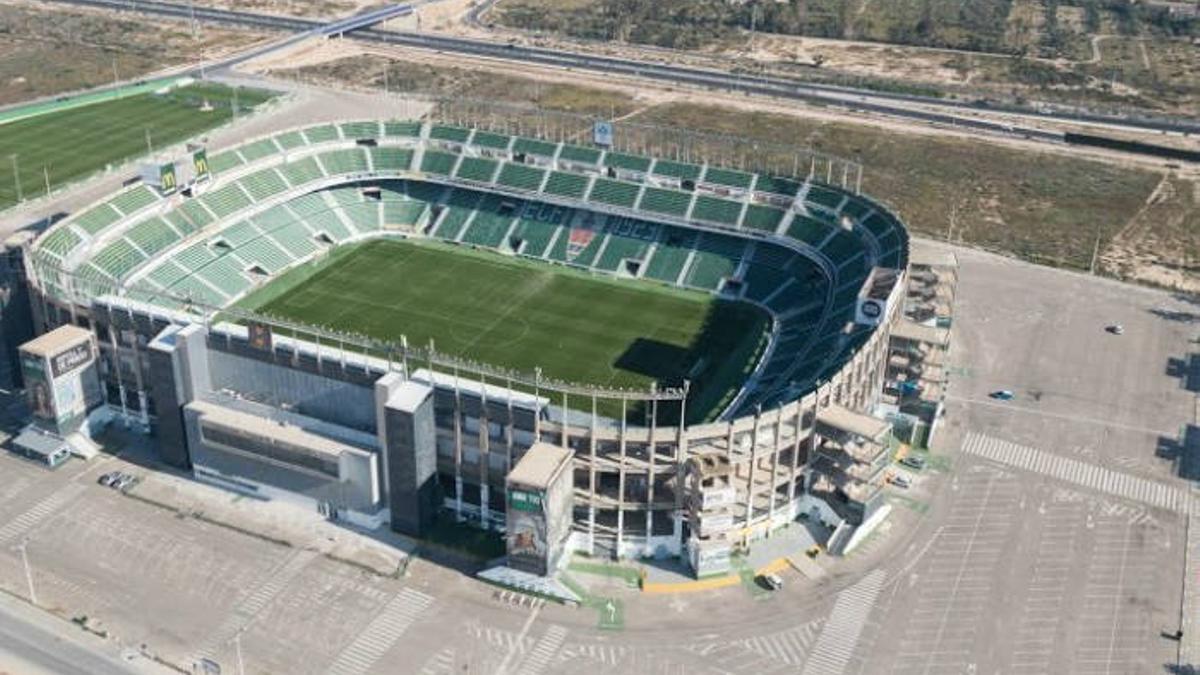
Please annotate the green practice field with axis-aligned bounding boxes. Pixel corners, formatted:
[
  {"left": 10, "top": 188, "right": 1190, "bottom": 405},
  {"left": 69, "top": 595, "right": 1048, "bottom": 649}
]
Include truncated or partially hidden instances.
[
  {"left": 0, "top": 82, "right": 275, "bottom": 211},
  {"left": 240, "top": 239, "right": 770, "bottom": 422}
]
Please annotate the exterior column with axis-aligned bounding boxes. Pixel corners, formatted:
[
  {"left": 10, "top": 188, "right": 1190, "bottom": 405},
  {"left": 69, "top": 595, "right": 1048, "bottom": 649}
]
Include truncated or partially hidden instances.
[
  {"left": 479, "top": 376, "right": 490, "bottom": 528},
  {"left": 645, "top": 397, "right": 657, "bottom": 555},
  {"left": 767, "top": 406, "right": 782, "bottom": 524},
  {"left": 588, "top": 395, "right": 597, "bottom": 556},
  {"left": 673, "top": 384, "right": 689, "bottom": 556},
  {"left": 616, "top": 397, "right": 627, "bottom": 560},
  {"left": 788, "top": 399, "right": 804, "bottom": 504},
  {"left": 744, "top": 406, "right": 761, "bottom": 546},
  {"left": 453, "top": 369, "right": 464, "bottom": 521}
]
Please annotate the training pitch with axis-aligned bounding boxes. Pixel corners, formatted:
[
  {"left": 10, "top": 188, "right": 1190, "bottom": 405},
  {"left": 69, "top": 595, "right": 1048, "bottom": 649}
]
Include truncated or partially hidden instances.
[
  {"left": 240, "top": 238, "right": 770, "bottom": 421},
  {"left": 0, "top": 82, "right": 274, "bottom": 210}
]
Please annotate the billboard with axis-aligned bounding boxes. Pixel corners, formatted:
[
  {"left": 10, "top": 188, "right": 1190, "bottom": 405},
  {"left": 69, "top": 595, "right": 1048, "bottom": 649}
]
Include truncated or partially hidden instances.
[
  {"left": 593, "top": 121, "right": 614, "bottom": 147},
  {"left": 247, "top": 322, "right": 273, "bottom": 351},
  {"left": 507, "top": 489, "right": 548, "bottom": 574},
  {"left": 22, "top": 352, "right": 88, "bottom": 432},
  {"left": 51, "top": 341, "right": 92, "bottom": 377},
  {"left": 159, "top": 162, "right": 178, "bottom": 195},
  {"left": 193, "top": 149, "right": 210, "bottom": 181},
  {"left": 21, "top": 354, "right": 53, "bottom": 424}
]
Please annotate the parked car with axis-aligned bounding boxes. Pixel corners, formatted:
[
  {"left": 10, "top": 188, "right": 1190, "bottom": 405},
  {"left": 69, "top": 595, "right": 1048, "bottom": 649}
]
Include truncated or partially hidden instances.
[
  {"left": 113, "top": 474, "right": 139, "bottom": 492},
  {"left": 900, "top": 455, "right": 926, "bottom": 470},
  {"left": 1106, "top": 324, "right": 1124, "bottom": 335},
  {"left": 990, "top": 390, "right": 1015, "bottom": 401},
  {"left": 890, "top": 474, "right": 911, "bottom": 489},
  {"left": 758, "top": 573, "right": 784, "bottom": 591},
  {"left": 98, "top": 472, "right": 119, "bottom": 487}
]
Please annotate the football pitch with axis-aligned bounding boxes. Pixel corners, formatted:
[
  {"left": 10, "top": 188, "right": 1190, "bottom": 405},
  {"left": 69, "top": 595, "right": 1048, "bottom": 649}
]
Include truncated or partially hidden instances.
[
  {"left": 240, "top": 239, "right": 770, "bottom": 421},
  {"left": 0, "top": 82, "right": 275, "bottom": 210}
]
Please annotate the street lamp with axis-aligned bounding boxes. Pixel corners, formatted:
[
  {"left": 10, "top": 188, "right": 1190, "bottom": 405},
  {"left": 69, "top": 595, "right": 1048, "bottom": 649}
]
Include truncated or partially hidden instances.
[
  {"left": 15, "top": 538, "right": 36, "bottom": 605},
  {"left": 9, "top": 154, "right": 22, "bottom": 203}
]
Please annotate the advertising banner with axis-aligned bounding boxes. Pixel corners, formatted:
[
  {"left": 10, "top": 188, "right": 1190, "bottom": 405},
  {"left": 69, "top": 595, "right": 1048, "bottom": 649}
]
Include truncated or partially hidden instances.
[
  {"left": 593, "top": 121, "right": 614, "bottom": 147},
  {"left": 21, "top": 355, "right": 53, "bottom": 424},
  {"left": 159, "top": 162, "right": 178, "bottom": 195},
  {"left": 50, "top": 341, "right": 91, "bottom": 377},
  {"left": 193, "top": 149, "right": 210, "bottom": 181},
  {"left": 507, "top": 489, "right": 548, "bottom": 574}
]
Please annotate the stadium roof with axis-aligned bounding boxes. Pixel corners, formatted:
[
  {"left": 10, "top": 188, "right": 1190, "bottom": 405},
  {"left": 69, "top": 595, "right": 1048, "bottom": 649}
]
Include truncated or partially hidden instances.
[
  {"left": 891, "top": 319, "right": 951, "bottom": 347},
  {"left": 816, "top": 404, "right": 890, "bottom": 442},
  {"left": 508, "top": 442, "right": 573, "bottom": 490},
  {"left": 20, "top": 324, "right": 92, "bottom": 358}
]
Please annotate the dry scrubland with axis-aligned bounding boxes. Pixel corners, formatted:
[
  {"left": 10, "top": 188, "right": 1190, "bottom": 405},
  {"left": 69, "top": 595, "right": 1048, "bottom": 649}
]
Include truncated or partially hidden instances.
[
  {"left": 0, "top": 5, "right": 264, "bottom": 106},
  {"left": 278, "top": 53, "right": 1196, "bottom": 290},
  {"left": 271, "top": 54, "right": 640, "bottom": 117},
  {"left": 492, "top": 0, "right": 1200, "bottom": 114}
]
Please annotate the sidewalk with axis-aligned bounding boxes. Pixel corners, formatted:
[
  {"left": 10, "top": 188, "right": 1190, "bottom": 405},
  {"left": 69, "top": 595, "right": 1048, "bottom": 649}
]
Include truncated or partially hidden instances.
[
  {"left": 0, "top": 589, "right": 174, "bottom": 675},
  {"left": 639, "top": 523, "right": 824, "bottom": 594},
  {"left": 110, "top": 439, "right": 414, "bottom": 577}
]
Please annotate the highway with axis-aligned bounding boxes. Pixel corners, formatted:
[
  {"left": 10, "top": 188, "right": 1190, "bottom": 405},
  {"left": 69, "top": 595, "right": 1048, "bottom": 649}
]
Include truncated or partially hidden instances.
[
  {"left": 0, "top": 593, "right": 145, "bottom": 675},
  {"left": 48, "top": 0, "right": 1200, "bottom": 147}
]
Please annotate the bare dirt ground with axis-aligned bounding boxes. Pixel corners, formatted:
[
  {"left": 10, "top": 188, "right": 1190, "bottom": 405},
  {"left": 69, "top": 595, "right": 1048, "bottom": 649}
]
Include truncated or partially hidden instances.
[
  {"left": 472, "top": 0, "right": 1200, "bottom": 117},
  {"left": 0, "top": 2, "right": 267, "bottom": 105},
  {"left": 247, "top": 37, "right": 1199, "bottom": 294}
]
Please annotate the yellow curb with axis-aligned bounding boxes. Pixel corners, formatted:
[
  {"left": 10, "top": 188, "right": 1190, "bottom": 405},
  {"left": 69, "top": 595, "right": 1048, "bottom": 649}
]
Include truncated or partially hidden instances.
[
  {"left": 755, "top": 557, "right": 792, "bottom": 576},
  {"left": 641, "top": 557, "right": 792, "bottom": 595},
  {"left": 642, "top": 573, "right": 741, "bottom": 595}
]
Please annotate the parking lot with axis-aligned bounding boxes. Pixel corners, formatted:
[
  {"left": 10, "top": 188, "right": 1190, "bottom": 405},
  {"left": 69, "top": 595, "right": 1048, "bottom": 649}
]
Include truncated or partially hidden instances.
[{"left": 0, "top": 239, "right": 1195, "bottom": 673}]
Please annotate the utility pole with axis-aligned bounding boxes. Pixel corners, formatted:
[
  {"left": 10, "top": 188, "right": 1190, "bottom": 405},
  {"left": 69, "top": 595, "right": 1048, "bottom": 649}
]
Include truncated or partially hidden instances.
[
  {"left": 43, "top": 165, "right": 51, "bottom": 199},
  {"left": 189, "top": 0, "right": 197, "bottom": 39},
  {"left": 112, "top": 56, "right": 119, "bottom": 97},
  {"left": 235, "top": 631, "right": 245, "bottom": 675},
  {"left": 17, "top": 539, "right": 36, "bottom": 605},
  {"left": 9, "top": 154, "right": 22, "bottom": 203},
  {"left": 145, "top": 128, "right": 153, "bottom": 155}
]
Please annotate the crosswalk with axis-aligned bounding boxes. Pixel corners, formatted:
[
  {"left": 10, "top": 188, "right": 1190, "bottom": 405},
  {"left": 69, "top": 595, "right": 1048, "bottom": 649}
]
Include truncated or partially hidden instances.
[
  {"left": 192, "top": 548, "right": 319, "bottom": 663},
  {"left": 418, "top": 648, "right": 458, "bottom": 675},
  {"left": 801, "top": 569, "right": 884, "bottom": 675},
  {"left": 326, "top": 587, "right": 435, "bottom": 675},
  {"left": 737, "top": 619, "right": 823, "bottom": 666},
  {"left": 962, "top": 432, "right": 1194, "bottom": 514},
  {"left": 0, "top": 484, "right": 85, "bottom": 544},
  {"left": 515, "top": 624, "right": 568, "bottom": 675}
]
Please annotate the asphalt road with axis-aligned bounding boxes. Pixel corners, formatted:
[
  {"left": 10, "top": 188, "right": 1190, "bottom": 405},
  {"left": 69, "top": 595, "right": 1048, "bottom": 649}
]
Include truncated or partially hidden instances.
[
  {"left": 47, "top": 0, "right": 1200, "bottom": 146},
  {"left": 0, "top": 595, "right": 141, "bottom": 675}
]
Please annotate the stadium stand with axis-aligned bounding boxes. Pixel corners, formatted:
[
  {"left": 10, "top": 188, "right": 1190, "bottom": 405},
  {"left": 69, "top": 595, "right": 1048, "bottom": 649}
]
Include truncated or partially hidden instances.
[
  {"left": 32, "top": 118, "right": 909, "bottom": 413},
  {"left": 742, "top": 204, "right": 786, "bottom": 233},
  {"left": 588, "top": 178, "right": 640, "bottom": 208},
  {"left": 702, "top": 166, "right": 754, "bottom": 190},
  {"left": 638, "top": 187, "right": 692, "bottom": 217},
  {"left": 692, "top": 195, "right": 744, "bottom": 227},
  {"left": 543, "top": 171, "right": 589, "bottom": 200},
  {"left": 558, "top": 144, "right": 601, "bottom": 165},
  {"left": 497, "top": 163, "right": 545, "bottom": 192}
]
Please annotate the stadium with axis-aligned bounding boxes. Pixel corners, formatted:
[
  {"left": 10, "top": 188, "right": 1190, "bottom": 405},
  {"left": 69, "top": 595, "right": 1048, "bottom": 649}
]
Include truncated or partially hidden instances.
[{"left": 14, "top": 99, "right": 913, "bottom": 576}]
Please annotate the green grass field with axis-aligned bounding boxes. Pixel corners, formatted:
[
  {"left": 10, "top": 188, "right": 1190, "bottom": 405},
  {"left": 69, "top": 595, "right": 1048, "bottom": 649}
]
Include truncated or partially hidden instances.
[
  {"left": 0, "top": 82, "right": 276, "bottom": 211},
  {"left": 239, "top": 239, "right": 769, "bottom": 422}
]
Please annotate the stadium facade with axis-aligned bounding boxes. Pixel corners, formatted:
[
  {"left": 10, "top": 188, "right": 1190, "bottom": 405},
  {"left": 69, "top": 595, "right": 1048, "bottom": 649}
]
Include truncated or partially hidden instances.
[{"left": 9, "top": 111, "right": 924, "bottom": 574}]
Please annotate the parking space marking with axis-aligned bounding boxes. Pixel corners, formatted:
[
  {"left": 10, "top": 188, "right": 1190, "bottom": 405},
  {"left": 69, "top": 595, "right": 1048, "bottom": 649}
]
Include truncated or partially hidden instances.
[
  {"left": 326, "top": 587, "right": 434, "bottom": 675},
  {"left": 192, "top": 548, "right": 318, "bottom": 663},
  {"left": 1009, "top": 499, "right": 1085, "bottom": 674},
  {"left": 800, "top": 569, "right": 885, "bottom": 675},
  {"left": 962, "top": 432, "right": 1192, "bottom": 513},
  {"left": 0, "top": 483, "right": 85, "bottom": 544},
  {"left": 737, "top": 619, "right": 822, "bottom": 666},
  {"left": 1071, "top": 516, "right": 1161, "bottom": 674},
  {"left": 514, "top": 624, "right": 568, "bottom": 675},
  {"left": 418, "top": 647, "right": 457, "bottom": 675}
]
